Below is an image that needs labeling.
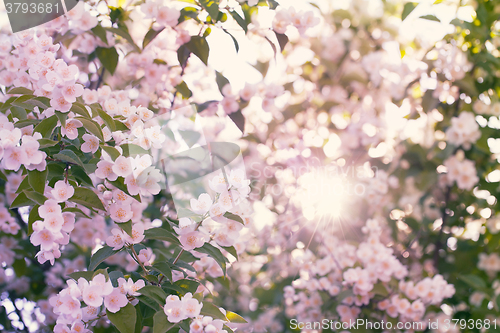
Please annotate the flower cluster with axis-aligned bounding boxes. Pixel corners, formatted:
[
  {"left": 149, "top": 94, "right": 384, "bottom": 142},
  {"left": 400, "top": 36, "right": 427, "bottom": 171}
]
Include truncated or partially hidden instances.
[
  {"left": 443, "top": 154, "right": 479, "bottom": 190},
  {"left": 220, "top": 82, "right": 285, "bottom": 116},
  {"left": 30, "top": 192, "right": 76, "bottom": 265},
  {"left": 272, "top": 6, "right": 320, "bottom": 35},
  {"left": 163, "top": 292, "right": 202, "bottom": 323},
  {"left": 282, "top": 219, "right": 455, "bottom": 327},
  {"left": 96, "top": 155, "right": 164, "bottom": 198},
  {"left": 445, "top": 112, "right": 481, "bottom": 149},
  {"left": 176, "top": 169, "right": 250, "bottom": 251},
  {"left": 478, "top": 253, "right": 500, "bottom": 275},
  {"left": 0, "top": 117, "right": 46, "bottom": 172},
  {"left": 51, "top": 274, "right": 143, "bottom": 333}
]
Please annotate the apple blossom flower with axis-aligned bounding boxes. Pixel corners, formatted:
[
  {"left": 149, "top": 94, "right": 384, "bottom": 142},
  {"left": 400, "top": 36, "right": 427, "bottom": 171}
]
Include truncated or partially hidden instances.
[
  {"left": 109, "top": 203, "right": 133, "bottom": 223},
  {"left": 190, "top": 193, "right": 213, "bottom": 215},
  {"left": 61, "top": 83, "right": 84, "bottom": 103},
  {"left": 106, "top": 228, "right": 126, "bottom": 250},
  {"left": 180, "top": 231, "right": 206, "bottom": 251},
  {"left": 81, "top": 134, "right": 99, "bottom": 154},
  {"left": 112, "top": 156, "right": 134, "bottom": 177},
  {"left": 61, "top": 119, "right": 83, "bottom": 140},
  {"left": 104, "top": 289, "right": 129, "bottom": 313},
  {"left": 51, "top": 180, "right": 75, "bottom": 202},
  {"left": 163, "top": 296, "right": 188, "bottom": 323}
]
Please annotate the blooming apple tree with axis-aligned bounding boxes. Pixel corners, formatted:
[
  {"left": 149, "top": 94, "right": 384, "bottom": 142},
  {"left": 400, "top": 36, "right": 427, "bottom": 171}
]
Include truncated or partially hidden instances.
[{"left": 0, "top": 0, "right": 500, "bottom": 332}]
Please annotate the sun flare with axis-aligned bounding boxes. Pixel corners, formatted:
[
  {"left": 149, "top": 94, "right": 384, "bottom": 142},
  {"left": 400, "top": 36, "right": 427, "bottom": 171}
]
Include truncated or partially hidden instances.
[{"left": 295, "top": 171, "right": 349, "bottom": 222}]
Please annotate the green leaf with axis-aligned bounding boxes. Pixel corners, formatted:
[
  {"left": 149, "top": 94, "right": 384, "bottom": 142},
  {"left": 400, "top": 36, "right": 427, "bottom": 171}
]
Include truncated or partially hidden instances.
[
  {"left": 196, "top": 100, "right": 218, "bottom": 113},
  {"left": 186, "top": 36, "right": 209, "bottom": 65},
  {"left": 153, "top": 59, "right": 167, "bottom": 65},
  {"left": 71, "top": 103, "right": 91, "bottom": 118},
  {"left": 178, "top": 130, "right": 200, "bottom": 148},
  {"left": 107, "top": 303, "right": 137, "bottom": 333},
  {"left": 75, "top": 117, "right": 104, "bottom": 142},
  {"left": 28, "top": 204, "right": 40, "bottom": 235},
  {"left": 275, "top": 32, "right": 288, "bottom": 52},
  {"left": 23, "top": 190, "right": 47, "bottom": 205},
  {"left": 143, "top": 28, "right": 165, "bottom": 49},
  {"left": 221, "top": 246, "right": 238, "bottom": 260},
  {"left": 119, "top": 220, "right": 133, "bottom": 237},
  {"left": 174, "top": 279, "right": 200, "bottom": 294},
  {"left": 28, "top": 169, "right": 47, "bottom": 194},
  {"left": 145, "top": 274, "right": 159, "bottom": 284},
  {"left": 215, "top": 71, "right": 229, "bottom": 93},
  {"left": 153, "top": 311, "right": 177, "bottom": 333},
  {"left": 223, "top": 212, "right": 244, "bottom": 224},
  {"left": 199, "top": 0, "right": 220, "bottom": 20},
  {"left": 371, "top": 283, "right": 389, "bottom": 297},
  {"left": 138, "top": 285, "right": 168, "bottom": 305},
  {"left": 96, "top": 47, "right": 119, "bottom": 75},
  {"left": 402, "top": 2, "right": 417, "bottom": 21},
  {"left": 115, "top": 119, "right": 129, "bottom": 131},
  {"left": 7, "top": 87, "right": 34, "bottom": 95},
  {"left": 268, "top": 0, "right": 279, "bottom": 9},
  {"left": 10, "top": 192, "right": 34, "bottom": 208},
  {"left": 120, "top": 143, "right": 150, "bottom": 157},
  {"left": 27, "top": 96, "right": 50, "bottom": 110},
  {"left": 54, "top": 150, "right": 84, "bottom": 167},
  {"left": 459, "top": 274, "right": 487, "bottom": 290},
  {"left": 150, "top": 262, "right": 173, "bottom": 282},
  {"left": 222, "top": 29, "right": 239, "bottom": 52},
  {"left": 12, "top": 94, "right": 36, "bottom": 110},
  {"left": 200, "top": 302, "right": 227, "bottom": 320},
  {"left": 101, "top": 145, "right": 120, "bottom": 161},
  {"left": 230, "top": 10, "right": 248, "bottom": 33},
  {"left": 144, "top": 228, "right": 180, "bottom": 245},
  {"left": 195, "top": 243, "right": 227, "bottom": 275},
  {"left": 34, "top": 115, "right": 58, "bottom": 138},
  {"left": 137, "top": 295, "right": 161, "bottom": 311},
  {"left": 14, "top": 119, "right": 40, "bottom": 128},
  {"left": 109, "top": 271, "right": 125, "bottom": 287},
  {"left": 70, "top": 165, "right": 94, "bottom": 187},
  {"left": 63, "top": 207, "right": 90, "bottom": 218},
  {"left": 10, "top": 106, "right": 27, "bottom": 120},
  {"left": 12, "top": 259, "right": 27, "bottom": 277},
  {"left": 71, "top": 187, "right": 106, "bottom": 211},
  {"left": 95, "top": 107, "right": 117, "bottom": 131},
  {"left": 38, "top": 138, "right": 59, "bottom": 148},
  {"left": 228, "top": 110, "right": 245, "bottom": 133},
  {"left": 105, "top": 27, "right": 141, "bottom": 52},
  {"left": 55, "top": 111, "right": 67, "bottom": 127},
  {"left": 226, "top": 311, "right": 247, "bottom": 323},
  {"left": 68, "top": 271, "right": 94, "bottom": 281},
  {"left": 175, "top": 81, "right": 193, "bottom": 99},
  {"left": 177, "top": 44, "right": 191, "bottom": 67},
  {"left": 179, "top": 7, "right": 200, "bottom": 24},
  {"left": 16, "top": 176, "right": 31, "bottom": 194},
  {"left": 223, "top": 325, "right": 235, "bottom": 333},
  {"left": 419, "top": 14, "right": 440, "bottom": 22},
  {"left": 89, "top": 246, "right": 120, "bottom": 271},
  {"left": 92, "top": 24, "right": 108, "bottom": 45}
]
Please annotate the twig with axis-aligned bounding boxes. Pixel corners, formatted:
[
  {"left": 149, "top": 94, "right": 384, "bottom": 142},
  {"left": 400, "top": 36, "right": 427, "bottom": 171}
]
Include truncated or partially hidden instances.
[
  {"left": 158, "top": 218, "right": 205, "bottom": 284},
  {"left": 129, "top": 244, "right": 148, "bottom": 275},
  {"left": 434, "top": 185, "right": 451, "bottom": 269},
  {"left": 95, "top": 66, "right": 105, "bottom": 90}
]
